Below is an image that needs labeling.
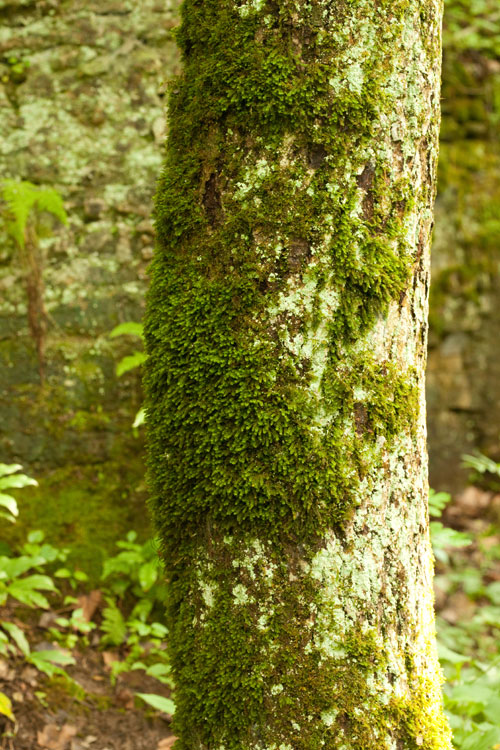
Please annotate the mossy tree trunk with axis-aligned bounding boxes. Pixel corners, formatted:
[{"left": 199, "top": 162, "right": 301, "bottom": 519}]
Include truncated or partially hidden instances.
[{"left": 145, "top": 0, "right": 451, "bottom": 747}]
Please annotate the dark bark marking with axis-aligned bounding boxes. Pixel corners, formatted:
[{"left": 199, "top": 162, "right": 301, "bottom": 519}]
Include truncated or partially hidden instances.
[
  {"left": 354, "top": 402, "right": 369, "bottom": 436},
  {"left": 202, "top": 172, "right": 222, "bottom": 227},
  {"left": 307, "top": 145, "right": 327, "bottom": 169},
  {"left": 356, "top": 162, "right": 375, "bottom": 221},
  {"left": 288, "top": 238, "right": 310, "bottom": 273}
]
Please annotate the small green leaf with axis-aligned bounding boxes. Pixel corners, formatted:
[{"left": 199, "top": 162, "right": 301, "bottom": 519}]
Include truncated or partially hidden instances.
[
  {"left": 462, "top": 453, "right": 500, "bottom": 477},
  {"left": 116, "top": 352, "right": 147, "bottom": 377},
  {"left": 461, "top": 728, "right": 500, "bottom": 750},
  {"left": 109, "top": 322, "right": 144, "bottom": 339},
  {"left": 438, "top": 643, "right": 468, "bottom": 666},
  {"left": 0, "top": 691, "right": 14, "bottom": 721},
  {"left": 0, "top": 464, "right": 23, "bottom": 477},
  {"left": 27, "top": 530, "right": 44, "bottom": 544},
  {"left": 133, "top": 408, "right": 146, "bottom": 428},
  {"left": 138, "top": 560, "right": 158, "bottom": 591},
  {"left": 0, "top": 474, "right": 37, "bottom": 490},
  {"left": 428, "top": 489, "right": 451, "bottom": 518},
  {"left": 31, "top": 649, "right": 75, "bottom": 666},
  {"left": 1, "top": 622, "right": 30, "bottom": 657},
  {"left": 54, "top": 568, "right": 71, "bottom": 578},
  {"left": 145, "top": 663, "right": 171, "bottom": 679},
  {"left": 136, "top": 692, "right": 175, "bottom": 715},
  {"left": 101, "top": 605, "right": 126, "bottom": 647},
  {"left": 486, "top": 581, "right": 500, "bottom": 605},
  {"left": 0, "top": 494, "right": 19, "bottom": 517}
]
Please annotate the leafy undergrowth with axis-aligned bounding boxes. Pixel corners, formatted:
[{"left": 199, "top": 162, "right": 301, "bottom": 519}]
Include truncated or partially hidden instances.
[
  {"left": 0, "top": 528, "right": 176, "bottom": 749},
  {"left": 0, "top": 464, "right": 176, "bottom": 749},
  {"left": 3, "top": 461, "right": 500, "bottom": 749},
  {"left": 0, "top": 527, "right": 177, "bottom": 748},
  {"left": 434, "top": 455, "right": 500, "bottom": 750}
]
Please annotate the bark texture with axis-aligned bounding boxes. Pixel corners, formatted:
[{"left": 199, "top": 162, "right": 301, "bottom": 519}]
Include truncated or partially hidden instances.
[{"left": 145, "top": 0, "right": 451, "bottom": 747}]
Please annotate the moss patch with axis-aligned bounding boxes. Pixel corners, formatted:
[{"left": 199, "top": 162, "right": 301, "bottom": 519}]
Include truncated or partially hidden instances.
[{"left": 4, "top": 461, "right": 151, "bottom": 583}]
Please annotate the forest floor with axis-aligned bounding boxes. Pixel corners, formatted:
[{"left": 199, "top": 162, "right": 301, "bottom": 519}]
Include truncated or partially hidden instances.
[
  {"left": 0, "top": 613, "right": 176, "bottom": 750},
  {"left": 1, "top": 481, "right": 500, "bottom": 750}
]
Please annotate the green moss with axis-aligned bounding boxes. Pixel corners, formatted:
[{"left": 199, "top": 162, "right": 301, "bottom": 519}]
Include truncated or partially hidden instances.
[
  {"left": 165, "top": 533, "right": 448, "bottom": 750},
  {"left": 146, "top": 0, "right": 426, "bottom": 544}
]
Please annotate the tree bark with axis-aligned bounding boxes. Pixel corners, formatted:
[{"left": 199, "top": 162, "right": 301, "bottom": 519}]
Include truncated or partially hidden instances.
[{"left": 145, "top": 0, "right": 451, "bottom": 747}]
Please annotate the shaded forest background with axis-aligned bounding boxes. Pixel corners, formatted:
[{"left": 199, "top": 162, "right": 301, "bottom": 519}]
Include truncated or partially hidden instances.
[{"left": 0, "top": 0, "right": 499, "bottom": 568}]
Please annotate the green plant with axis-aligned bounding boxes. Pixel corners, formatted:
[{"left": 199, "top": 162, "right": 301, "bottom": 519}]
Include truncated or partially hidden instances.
[
  {"left": 462, "top": 453, "right": 500, "bottom": 492},
  {"left": 439, "top": 604, "right": 500, "bottom": 750},
  {"left": 0, "top": 531, "right": 77, "bottom": 682},
  {"left": 109, "top": 322, "right": 147, "bottom": 428},
  {"left": 0, "top": 463, "right": 37, "bottom": 523},
  {"left": 136, "top": 692, "right": 175, "bottom": 716},
  {"left": 1, "top": 180, "right": 67, "bottom": 382},
  {"left": 432, "top": 473, "right": 500, "bottom": 748},
  {"left": 429, "top": 489, "right": 472, "bottom": 564}
]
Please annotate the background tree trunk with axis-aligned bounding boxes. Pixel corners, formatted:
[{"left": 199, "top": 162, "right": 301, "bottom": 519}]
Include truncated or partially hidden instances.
[{"left": 145, "top": 0, "right": 452, "bottom": 747}]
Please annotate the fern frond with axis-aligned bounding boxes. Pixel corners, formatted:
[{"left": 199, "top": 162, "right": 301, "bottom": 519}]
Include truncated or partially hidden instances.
[{"left": 1, "top": 180, "right": 67, "bottom": 248}]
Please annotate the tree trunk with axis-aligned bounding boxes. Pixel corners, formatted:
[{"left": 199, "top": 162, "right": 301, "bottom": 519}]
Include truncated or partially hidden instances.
[{"left": 145, "top": 0, "right": 451, "bottom": 747}]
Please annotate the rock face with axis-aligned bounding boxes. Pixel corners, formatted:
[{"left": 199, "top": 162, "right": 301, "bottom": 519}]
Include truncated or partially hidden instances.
[
  {"left": 0, "top": 0, "right": 498, "bottom": 495},
  {"left": 428, "top": 4, "right": 500, "bottom": 491},
  {"left": 0, "top": 0, "right": 178, "bottom": 470}
]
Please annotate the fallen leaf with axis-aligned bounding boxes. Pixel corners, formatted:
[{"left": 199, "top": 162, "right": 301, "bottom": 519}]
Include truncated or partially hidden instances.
[
  {"left": 157, "top": 738, "right": 178, "bottom": 750},
  {"left": 20, "top": 665, "right": 38, "bottom": 686},
  {"left": 102, "top": 651, "right": 119, "bottom": 670},
  {"left": 0, "top": 659, "right": 15, "bottom": 681},
  {"left": 0, "top": 691, "right": 14, "bottom": 721},
  {"left": 37, "top": 723, "right": 77, "bottom": 750},
  {"left": 77, "top": 590, "right": 101, "bottom": 622},
  {"left": 71, "top": 736, "right": 97, "bottom": 750}
]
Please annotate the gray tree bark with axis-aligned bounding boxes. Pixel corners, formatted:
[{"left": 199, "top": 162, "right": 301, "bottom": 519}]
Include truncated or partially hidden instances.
[{"left": 145, "top": 0, "right": 451, "bottom": 747}]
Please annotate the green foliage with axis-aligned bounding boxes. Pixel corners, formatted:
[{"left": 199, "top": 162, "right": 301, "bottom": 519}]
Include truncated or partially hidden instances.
[
  {"left": 0, "top": 531, "right": 65, "bottom": 611},
  {"left": 431, "top": 524, "right": 472, "bottom": 564},
  {"left": 136, "top": 692, "right": 175, "bottom": 715},
  {"left": 462, "top": 454, "right": 500, "bottom": 491},
  {"left": 429, "top": 490, "right": 472, "bottom": 564},
  {"left": 0, "top": 690, "right": 14, "bottom": 723},
  {"left": 434, "top": 482, "right": 500, "bottom": 750},
  {"left": 0, "top": 464, "right": 37, "bottom": 523},
  {"left": 444, "top": 0, "right": 500, "bottom": 57},
  {"left": 0, "top": 468, "right": 172, "bottom": 716},
  {"left": 109, "top": 323, "right": 146, "bottom": 427},
  {"left": 1, "top": 179, "right": 67, "bottom": 249},
  {"left": 0, "top": 529, "right": 77, "bottom": 682},
  {"left": 110, "top": 322, "right": 144, "bottom": 340},
  {"left": 429, "top": 490, "right": 453, "bottom": 519},
  {"left": 0, "top": 526, "right": 173, "bottom": 708},
  {"left": 101, "top": 531, "right": 165, "bottom": 603},
  {"left": 116, "top": 352, "right": 148, "bottom": 378},
  {"left": 438, "top": 583, "right": 500, "bottom": 749}
]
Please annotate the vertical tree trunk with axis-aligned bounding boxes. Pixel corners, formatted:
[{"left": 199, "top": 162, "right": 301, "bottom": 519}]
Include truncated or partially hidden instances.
[{"left": 145, "top": 0, "right": 451, "bottom": 747}]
